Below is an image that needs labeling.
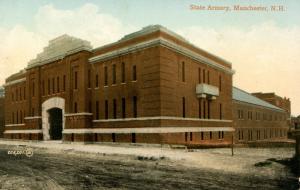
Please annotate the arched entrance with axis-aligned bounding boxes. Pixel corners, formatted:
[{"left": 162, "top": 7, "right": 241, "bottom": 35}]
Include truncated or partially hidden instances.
[{"left": 42, "top": 97, "right": 65, "bottom": 140}]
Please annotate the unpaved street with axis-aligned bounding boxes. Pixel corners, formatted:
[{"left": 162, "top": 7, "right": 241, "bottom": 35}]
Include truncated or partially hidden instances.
[{"left": 0, "top": 143, "right": 298, "bottom": 190}]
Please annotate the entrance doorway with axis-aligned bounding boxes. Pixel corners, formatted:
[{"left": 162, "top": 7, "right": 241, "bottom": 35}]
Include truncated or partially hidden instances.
[{"left": 48, "top": 108, "right": 63, "bottom": 140}]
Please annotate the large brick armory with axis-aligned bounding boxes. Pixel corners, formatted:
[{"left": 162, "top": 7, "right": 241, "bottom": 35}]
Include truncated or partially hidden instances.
[{"left": 1, "top": 25, "right": 290, "bottom": 146}]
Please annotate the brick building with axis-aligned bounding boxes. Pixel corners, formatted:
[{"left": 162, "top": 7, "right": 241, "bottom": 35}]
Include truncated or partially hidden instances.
[
  {"left": 291, "top": 116, "right": 300, "bottom": 130},
  {"left": 3, "top": 25, "right": 235, "bottom": 146},
  {"left": 2, "top": 25, "right": 291, "bottom": 145},
  {"left": 251, "top": 92, "right": 291, "bottom": 116},
  {"left": 0, "top": 87, "right": 4, "bottom": 137},
  {"left": 233, "top": 87, "right": 289, "bottom": 143}
]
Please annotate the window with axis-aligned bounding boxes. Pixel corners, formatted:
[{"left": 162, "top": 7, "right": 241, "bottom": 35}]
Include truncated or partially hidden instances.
[
  {"left": 20, "top": 111, "right": 22, "bottom": 123},
  {"left": 95, "top": 74, "right": 99, "bottom": 88},
  {"left": 16, "top": 89, "right": 18, "bottom": 101},
  {"left": 63, "top": 75, "right": 66, "bottom": 91},
  {"left": 218, "top": 131, "right": 221, "bottom": 139},
  {"left": 105, "top": 100, "right": 108, "bottom": 119},
  {"left": 122, "top": 98, "right": 126, "bottom": 118},
  {"left": 19, "top": 87, "right": 22, "bottom": 101},
  {"left": 88, "top": 70, "right": 91, "bottom": 88},
  {"left": 219, "top": 75, "right": 222, "bottom": 91},
  {"left": 185, "top": 132, "right": 188, "bottom": 142},
  {"left": 12, "top": 93, "right": 14, "bottom": 102},
  {"left": 23, "top": 87, "right": 26, "bottom": 100},
  {"left": 198, "top": 68, "right": 201, "bottom": 83},
  {"left": 104, "top": 66, "right": 108, "bottom": 86},
  {"left": 113, "top": 99, "right": 117, "bottom": 119},
  {"left": 16, "top": 111, "right": 18, "bottom": 124},
  {"left": 32, "top": 82, "right": 35, "bottom": 97},
  {"left": 42, "top": 80, "right": 45, "bottom": 96},
  {"left": 182, "top": 97, "right": 186, "bottom": 118},
  {"left": 198, "top": 99, "right": 202, "bottom": 118},
  {"left": 201, "top": 132, "right": 204, "bottom": 140},
  {"left": 48, "top": 79, "right": 50, "bottom": 95},
  {"left": 219, "top": 103, "right": 222, "bottom": 119},
  {"left": 190, "top": 132, "right": 193, "bottom": 141},
  {"left": 207, "top": 101, "right": 210, "bottom": 119},
  {"left": 222, "top": 131, "right": 224, "bottom": 139},
  {"left": 52, "top": 78, "right": 55, "bottom": 93},
  {"left": 96, "top": 101, "right": 99, "bottom": 120},
  {"left": 248, "top": 111, "right": 252, "bottom": 120},
  {"left": 203, "top": 100, "right": 206, "bottom": 119},
  {"left": 32, "top": 108, "right": 35, "bottom": 116},
  {"left": 121, "top": 62, "right": 125, "bottom": 83},
  {"left": 182, "top": 62, "right": 185, "bottom": 82},
  {"left": 12, "top": 112, "right": 14, "bottom": 123},
  {"left": 57, "top": 77, "right": 60, "bottom": 93},
  {"left": 133, "top": 96, "right": 137, "bottom": 118},
  {"left": 74, "top": 71, "right": 78, "bottom": 89},
  {"left": 210, "top": 132, "right": 212, "bottom": 140},
  {"left": 207, "top": 70, "right": 210, "bottom": 84},
  {"left": 132, "top": 65, "right": 137, "bottom": 81},
  {"left": 89, "top": 101, "right": 92, "bottom": 113},
  {"left": 238, "top": 130, "right": 241, "bottom": 140},
  {"left": 248, "top": 130, "right": 251, "bottom": 141},
  {"left": 112, "top": 64, "right": 116, "bottom": 84},
  {"left": 74, "top": 102, "right": 77, "bottom": 113},
  {"left": 203, "top": 69, "right": 206, "bottom": 83}
]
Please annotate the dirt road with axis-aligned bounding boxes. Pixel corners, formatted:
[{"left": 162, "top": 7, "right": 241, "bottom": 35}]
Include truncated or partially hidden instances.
[{"left": 0, "top": 144, "right": 297, "bottom": 190}]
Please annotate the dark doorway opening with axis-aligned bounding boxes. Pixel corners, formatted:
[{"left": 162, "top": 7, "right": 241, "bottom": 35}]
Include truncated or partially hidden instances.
[
  {"left": 48, "top": 108, "right": 63, "bottom": 140},
  {"left": 132, "top": 133, "right": 136, "bottom": 143}
]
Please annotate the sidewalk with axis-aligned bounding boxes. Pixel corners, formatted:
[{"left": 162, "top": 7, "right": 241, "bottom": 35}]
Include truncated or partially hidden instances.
[{"left": 0, "top": 139, "right": 187, "bottom": 159}]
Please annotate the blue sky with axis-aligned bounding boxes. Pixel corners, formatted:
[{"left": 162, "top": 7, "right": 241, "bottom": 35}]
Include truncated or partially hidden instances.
[
  {"left": 0, "top": 0, "right": 299, "bottom": 115},
  {"left": 0, "top": 0, "right": 299, "bottom": 30}
]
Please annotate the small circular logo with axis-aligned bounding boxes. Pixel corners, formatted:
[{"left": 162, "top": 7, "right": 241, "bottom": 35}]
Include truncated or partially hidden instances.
[{"left": 25, "top": 148, "right": 33, "bottom": 157}]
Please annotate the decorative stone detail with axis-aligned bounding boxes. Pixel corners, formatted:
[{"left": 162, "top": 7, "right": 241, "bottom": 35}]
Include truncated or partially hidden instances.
[
  {"left": 27, "top": 34, "right": 93, "bottom": 69},
  {"left": 42, "top": 97, "right": 65, "bottom": 140},
  {"left": 196, "top": 83, "right": 219, "bottom": 99}
]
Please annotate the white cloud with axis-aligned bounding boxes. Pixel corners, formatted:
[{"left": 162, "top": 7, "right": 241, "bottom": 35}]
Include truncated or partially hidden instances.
[
  {"left": 0, "top": 3, "right": 136, "bottom": 85},
  {"left": 35, "top": 3, "right": 136, "bottom": 46},
  {"left": 176, "top": 21, "right": 300, "bottom": 115},
  {"left": 0, "top": 3, "right": 299, "bottom": 115},
  {"left": 0, "top": 25, "right": 45, "bottom": 81}
]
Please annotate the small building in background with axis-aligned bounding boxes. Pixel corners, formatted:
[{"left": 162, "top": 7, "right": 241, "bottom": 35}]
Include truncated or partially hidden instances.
[{"left": 233, "top": 87, "right": 290, "bottom": 143}]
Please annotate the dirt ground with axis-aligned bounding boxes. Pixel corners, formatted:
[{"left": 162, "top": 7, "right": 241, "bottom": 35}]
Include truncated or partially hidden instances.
[{"left": 0, "top": 142, "right": 298, "bottom": 190}]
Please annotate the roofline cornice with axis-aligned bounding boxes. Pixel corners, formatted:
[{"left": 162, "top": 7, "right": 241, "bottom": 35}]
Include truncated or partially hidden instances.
[
  {"left": 93, "top": 25, "right": 232, "bottom": 67},
  {"left": 90, "top": 37, "right": 235, "bottom": 75}
]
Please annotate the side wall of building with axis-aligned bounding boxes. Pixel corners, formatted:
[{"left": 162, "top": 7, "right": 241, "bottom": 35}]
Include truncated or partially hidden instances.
[
  {"left": 0, "top": 97, "right": 4, "bottom": 137},
  {"left": 233, "top": 100, "right": 289, "bottom": 143}
]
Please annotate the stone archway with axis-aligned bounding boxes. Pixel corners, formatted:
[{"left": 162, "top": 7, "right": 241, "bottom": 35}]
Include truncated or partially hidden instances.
[{"left": 42, "top": 97, "right": 65, "bottom": 140}]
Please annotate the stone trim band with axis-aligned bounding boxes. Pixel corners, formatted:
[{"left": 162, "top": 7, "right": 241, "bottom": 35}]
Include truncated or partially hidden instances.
[
  {"left": 3, "top": 78, "right": 26, "bottom": 87},
  {"left": 93, "top": 116, "right": 232, "bottom": 122},
  {"left": 89, "top": 38, "right": 234, "bottom": 75},
  {"left": 4, "top": 129, "right": 42, "bottom": 134},
  {"left": 63, "top": 127, "right": 235, "bottom": 134}
]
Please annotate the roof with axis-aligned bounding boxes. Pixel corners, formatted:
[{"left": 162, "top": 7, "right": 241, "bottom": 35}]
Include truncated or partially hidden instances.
[
  {"left": 93, "top": 25, "right": 232, "bottom": 66},
  {"left": 232, "top": 87, "right": 284, "bottom": 111}
]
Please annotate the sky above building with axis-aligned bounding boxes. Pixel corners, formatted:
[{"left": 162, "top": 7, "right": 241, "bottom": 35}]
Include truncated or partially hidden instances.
[{"left": 0, "top": 0, "right": 299, "bottom": 115}]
